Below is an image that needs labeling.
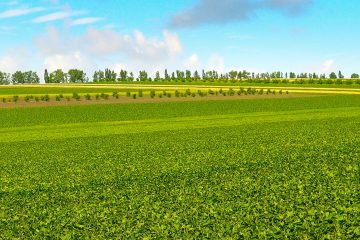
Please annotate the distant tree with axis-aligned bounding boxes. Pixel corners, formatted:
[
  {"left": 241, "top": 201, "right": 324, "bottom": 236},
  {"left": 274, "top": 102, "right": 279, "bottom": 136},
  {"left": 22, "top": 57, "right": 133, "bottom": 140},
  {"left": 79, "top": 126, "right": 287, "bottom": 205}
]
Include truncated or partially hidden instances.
[
  {"left": 44, "top": 69, "right": 50, "bottom": 83},
  {"left": 93, "top": 70, "right": 105, "bottom": 82},
  {"left": 229, "top": 71, "right": 238, "bottom": 80},
  {"left": 193, "top": 70, "right": 200, "bottom": 81},
  {"left": 12, "top": 71, "right": 25, "bottom": 84},
  {"left": 154, "top": 71, "right": 161, "bottom": 81},
  {"left": 50, "top": 69, "right": 67, "bottom": 83},
  {"left": 289, "top": 72, "right": 296, "bottom": 78},
  {"left": 351, "top": 73, "right": 359, "bottom": 78},
  {"left": 0, "top": 71, "right": 10, "bottom": 85},
  {"left": 338, "top": 71, "right": 344, "bottom": 79},
  {"left": 164, "top": 69, "right": 170, "bottom": 81},
  {"left": 185, "top": 70, "right": 191, "bottom": 81},
  {"left": 24, "top": 71, "right": 40, "bottom": 83},
  {"left": 104, "top": 68, "right": 116, "bottom": 82},
  {"left": 11, "top": 71, "right": 39, "bottom": 84},
  {"left": 68, "top": 69, "right": 87, "bottom": 83},
  {"left": 138, "top": 70, "right": 148, "bottom": 81},
  {"left": 329, "top": 72, "right": 337, "bottom": 79},
  {"left": 119, "top": 70, "right": 128, "bottom": 82}
]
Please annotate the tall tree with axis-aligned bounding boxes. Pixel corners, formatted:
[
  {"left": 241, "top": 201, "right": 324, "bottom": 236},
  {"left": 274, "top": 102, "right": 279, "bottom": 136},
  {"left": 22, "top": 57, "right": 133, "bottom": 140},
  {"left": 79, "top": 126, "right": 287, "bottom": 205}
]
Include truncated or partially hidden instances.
[
  {"left": 44, "top": 69, "right": 50, "bottom": 83},
  {"left": 338, "top": 71, "right": 344, "bottom": 79}
]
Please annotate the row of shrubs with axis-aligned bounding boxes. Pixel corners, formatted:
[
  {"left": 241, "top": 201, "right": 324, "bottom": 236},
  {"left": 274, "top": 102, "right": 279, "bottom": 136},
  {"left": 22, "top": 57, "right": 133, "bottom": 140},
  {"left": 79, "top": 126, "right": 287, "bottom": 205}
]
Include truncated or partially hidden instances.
[{"left": 1, "top": 88, "right": 288, "bottom": 103}]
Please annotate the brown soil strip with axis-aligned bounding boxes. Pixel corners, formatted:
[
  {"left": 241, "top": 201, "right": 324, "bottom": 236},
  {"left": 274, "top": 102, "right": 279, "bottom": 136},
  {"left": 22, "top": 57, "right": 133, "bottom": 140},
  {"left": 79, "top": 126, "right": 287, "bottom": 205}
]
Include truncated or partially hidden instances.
[{"left": 0, "top": 93, "right": 320, "bottom": 109}]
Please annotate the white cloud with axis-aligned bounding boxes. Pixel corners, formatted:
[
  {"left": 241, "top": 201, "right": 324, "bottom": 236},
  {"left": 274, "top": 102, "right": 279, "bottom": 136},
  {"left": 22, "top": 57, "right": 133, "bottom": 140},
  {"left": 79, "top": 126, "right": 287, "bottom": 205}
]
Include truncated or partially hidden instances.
[
  {"left": 33, "top": 10, "right": 84, "bottom": 23},
  {"left": 184, "top": 54, "right": 201, "bottom": 69},
  {"left": 321, "top": 59, "right": 335, "bottom": 72},
  {"left": 43, "top": 51, "right": 95, "bottom": 73},
  {"left": 71, "top": 17, "right": 103, "bottom": 26},
  {"left": 33, "top": 26, "right": 184, "bottom": 75},
  {"left": 208, "top": 54, "right": 225, "bottom": 72},
  {"left": 0, "top": 48, "right": 32, "bottom": 72},
  {"left": 0, "top": 7, "right": 45, "bottom": 18}
]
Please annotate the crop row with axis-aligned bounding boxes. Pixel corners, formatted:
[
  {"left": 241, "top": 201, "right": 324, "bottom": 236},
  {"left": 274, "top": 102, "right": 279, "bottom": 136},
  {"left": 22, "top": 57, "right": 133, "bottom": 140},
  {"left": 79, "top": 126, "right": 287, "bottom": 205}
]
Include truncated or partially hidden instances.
[{"left": 0, "top": 88, "right": 288, "bottom": 103}]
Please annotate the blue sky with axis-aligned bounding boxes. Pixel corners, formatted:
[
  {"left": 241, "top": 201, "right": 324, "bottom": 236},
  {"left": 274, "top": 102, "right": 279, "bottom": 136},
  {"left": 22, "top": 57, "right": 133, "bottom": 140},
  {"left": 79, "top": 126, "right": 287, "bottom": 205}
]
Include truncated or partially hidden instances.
[{"left": 0, "top": 0, "right": 359, "bottom": 77}]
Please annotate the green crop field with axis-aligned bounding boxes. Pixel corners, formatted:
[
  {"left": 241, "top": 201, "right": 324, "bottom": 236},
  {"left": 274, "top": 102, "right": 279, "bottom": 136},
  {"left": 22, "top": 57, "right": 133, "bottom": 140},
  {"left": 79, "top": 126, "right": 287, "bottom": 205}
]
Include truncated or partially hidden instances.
[{"left": 1, "top": 93, "right": 359, "bottom": 238}]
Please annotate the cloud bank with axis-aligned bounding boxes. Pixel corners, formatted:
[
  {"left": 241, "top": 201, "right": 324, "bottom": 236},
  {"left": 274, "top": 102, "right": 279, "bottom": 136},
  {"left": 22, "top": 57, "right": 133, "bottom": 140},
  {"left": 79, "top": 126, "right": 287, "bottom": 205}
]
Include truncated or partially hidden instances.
[{"left": 170, "top": 0, "right": 313, "bottom": 28}]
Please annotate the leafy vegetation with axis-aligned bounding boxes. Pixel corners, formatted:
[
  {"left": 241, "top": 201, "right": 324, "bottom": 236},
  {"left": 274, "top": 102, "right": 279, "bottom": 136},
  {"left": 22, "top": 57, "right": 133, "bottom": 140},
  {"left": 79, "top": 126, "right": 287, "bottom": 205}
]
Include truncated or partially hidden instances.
[{"left": 0, "top": 94, "right": 359, "bottom": 238}]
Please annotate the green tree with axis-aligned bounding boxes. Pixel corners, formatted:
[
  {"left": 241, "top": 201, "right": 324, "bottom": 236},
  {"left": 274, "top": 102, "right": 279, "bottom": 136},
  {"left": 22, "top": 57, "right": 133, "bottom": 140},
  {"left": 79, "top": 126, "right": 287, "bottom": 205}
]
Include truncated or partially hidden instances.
[
  {"left": 338, "top": 71, "right": 344, "bottom": 79},
  {"left": 0, "top": 71, "right": 10, "bottom": 85},
  {"left": 50, "top": 69, "right": 67, "bottom": 83},
  {"left": 44, "top": 69, "right": 50, "bottom": 83},
  {"left": 105, "top": 68, "right": 116, "bottom": 82},
  {"left": 24, "top": 71, "right": 40, "bottom": 83},
  {"left": 12, "top": 71, "right": 25, "bottom": 84},
  {"left": 68, "top": 69, "right": 87, "bottom": 83},
  {"left": 329, "top": 72, "right": 337, "bottom": 79},
  {"left": 351, "top": 73, "right": 359, "bottom": 78}
]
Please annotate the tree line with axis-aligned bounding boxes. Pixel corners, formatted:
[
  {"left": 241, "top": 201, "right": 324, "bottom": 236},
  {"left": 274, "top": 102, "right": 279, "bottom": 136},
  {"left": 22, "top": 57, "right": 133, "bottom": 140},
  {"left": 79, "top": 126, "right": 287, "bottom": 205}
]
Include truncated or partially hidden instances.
[{"left": 0, "top": 68, "right": 359, "bottom": 85}]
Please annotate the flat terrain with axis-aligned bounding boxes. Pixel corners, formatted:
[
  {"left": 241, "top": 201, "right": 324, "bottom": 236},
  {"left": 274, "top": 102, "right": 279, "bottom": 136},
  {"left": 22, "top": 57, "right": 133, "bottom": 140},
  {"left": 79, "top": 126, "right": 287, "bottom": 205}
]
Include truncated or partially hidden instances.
[{"left": 0, "top": 86, "right": 359, "bottom": 238}]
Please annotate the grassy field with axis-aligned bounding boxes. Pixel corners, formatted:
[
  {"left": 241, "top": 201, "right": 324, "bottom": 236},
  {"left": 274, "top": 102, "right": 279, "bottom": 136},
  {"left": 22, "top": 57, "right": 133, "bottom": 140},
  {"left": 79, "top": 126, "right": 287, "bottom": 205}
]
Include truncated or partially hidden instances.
[{"left": 0, "top": 91, "right": 359, "bottom": 238}]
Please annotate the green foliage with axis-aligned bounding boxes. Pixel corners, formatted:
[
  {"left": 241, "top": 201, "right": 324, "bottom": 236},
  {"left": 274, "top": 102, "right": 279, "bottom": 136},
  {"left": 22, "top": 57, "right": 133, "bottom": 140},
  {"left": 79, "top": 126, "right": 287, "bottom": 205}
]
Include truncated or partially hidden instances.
[
  {"left": 0, "top": 95, "right": 359, "bottom": 238},
  {"left": 12, "top": 95, "right": 19, "bottom": 102},
  {"left": 68, "top": 69, "right": 87, "bottom": 83}
]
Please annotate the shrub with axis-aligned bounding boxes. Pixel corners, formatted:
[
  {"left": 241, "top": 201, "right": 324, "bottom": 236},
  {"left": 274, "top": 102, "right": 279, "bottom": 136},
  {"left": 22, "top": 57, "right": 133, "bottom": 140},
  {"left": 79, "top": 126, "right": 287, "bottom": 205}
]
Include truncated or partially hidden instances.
[
  {"left": 126, "top": 91, "right": 131, "bottom": 97},
  {"left": 150, "top": 90, "right": 156, "bottom": 98},
  {"left": 24, "top": 96, "right": 31, "bottom": 102},
  {"left": 138, "top": 90, "right": 143, "bottom": 97},
  {"left": 167, "top": 93, "right": 171, "bottom": 98},
  {"left": 175, "top": 90, "right": 180, "bottom": 97},
  {"left": 85, "top": 94, "right": 91, "bottom": 100},
  {"left": 185, "top": 89, "right": 191, "bottom": 96},
  {"left": 2, "top": 98, "right": 6, "bottom": 103},
  {"left": 279, "top": 90, "right": 283, "bottom": 95},
  {"left": 59, "top": 94, "right": 64, "bottom": 99},
  {"left": 13, "top": 96, "right": 19, "bottom": 103},
  {"left": 208, "top": 89, "right": 214, "bottom": 95},
  {"left": 101, "top": 93, "right": 109, "bottom": 100},
  {"left": 95, "top": 94, "right": 100, "bottom": 100},
  {"left": 191, "top": 92, "right": 196, "bottom": 97},
  {"left": 55, "top": 95, "right": 61, "bottom": 101},
  {"left": 35, "top": 97, "right": 40, "bottom": 102},
  {"left": 228, "top": 88, "right": 235, "bottom": 96},
  {"left": 72, "top": 92, "right": 79, "bottom": 99},
  {"left": 158, "top": 93, "right": 163, "bottom": 98},
  {"left": 132, "top": 94, "right": 137, "bottom": 99}
]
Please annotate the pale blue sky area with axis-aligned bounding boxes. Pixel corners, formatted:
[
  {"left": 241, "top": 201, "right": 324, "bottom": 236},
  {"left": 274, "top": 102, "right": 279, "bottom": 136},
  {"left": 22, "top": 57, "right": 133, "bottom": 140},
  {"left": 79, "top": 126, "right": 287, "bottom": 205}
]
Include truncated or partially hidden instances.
[{"left": 0, "top": 0, "right": 359, "bottom": 76}]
